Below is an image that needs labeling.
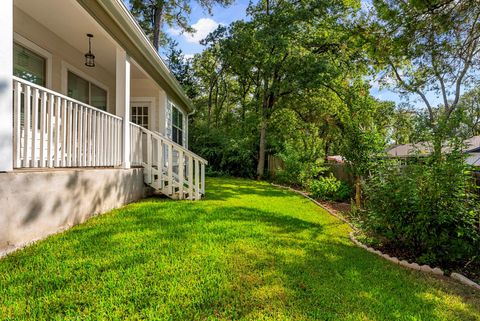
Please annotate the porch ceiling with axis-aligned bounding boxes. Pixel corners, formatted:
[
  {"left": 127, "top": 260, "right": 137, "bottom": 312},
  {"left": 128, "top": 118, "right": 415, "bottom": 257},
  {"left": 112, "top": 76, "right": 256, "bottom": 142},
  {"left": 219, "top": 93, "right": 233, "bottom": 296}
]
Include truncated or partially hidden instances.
[{"left": 15, "top": 0, "right": 117, "bottom": 74}]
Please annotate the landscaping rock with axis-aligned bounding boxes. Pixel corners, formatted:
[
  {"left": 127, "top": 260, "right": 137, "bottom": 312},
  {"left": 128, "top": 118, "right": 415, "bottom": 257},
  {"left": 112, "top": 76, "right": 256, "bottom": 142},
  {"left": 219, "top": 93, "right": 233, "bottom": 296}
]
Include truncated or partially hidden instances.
[
  {"left": 387, "top": 256, "right": 399, "bottom": 264},
  {"left": 409, "top": 263, "right": 421, "bottom": 270},
  {"left": 420, "top": 265, "right": 432, "bottom": 273},
  {"left": 399, "top": 260, "right": 410, "bottom": 268},
  {"left": 431, "top": 268, "right": 444, "bottom": 276},
  {"left": 451, "top": 273, "right": 480, "bottom": 290}
]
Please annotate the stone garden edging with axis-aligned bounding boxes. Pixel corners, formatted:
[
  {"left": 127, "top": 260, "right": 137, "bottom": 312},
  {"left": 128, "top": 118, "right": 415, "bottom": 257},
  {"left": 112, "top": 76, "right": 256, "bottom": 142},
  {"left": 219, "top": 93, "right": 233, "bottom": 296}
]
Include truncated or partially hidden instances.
[{"left": 271, "top": 183, "right": 480, "bottom": 292}]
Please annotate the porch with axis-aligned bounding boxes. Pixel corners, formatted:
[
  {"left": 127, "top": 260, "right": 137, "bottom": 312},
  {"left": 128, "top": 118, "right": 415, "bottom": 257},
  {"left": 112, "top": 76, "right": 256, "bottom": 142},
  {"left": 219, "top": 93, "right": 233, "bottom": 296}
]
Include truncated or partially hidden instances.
[{"left": 0, "top": 0, "right": 207, "bottom": 201}]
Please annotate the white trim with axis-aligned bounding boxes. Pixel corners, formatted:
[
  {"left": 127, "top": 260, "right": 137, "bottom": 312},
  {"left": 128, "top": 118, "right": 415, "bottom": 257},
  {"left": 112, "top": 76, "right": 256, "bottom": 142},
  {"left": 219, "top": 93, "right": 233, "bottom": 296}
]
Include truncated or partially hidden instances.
[
  {"left": 13, "top": 32, "right": 52, "bottom": 89},
  {"left": 61, "top": 61, "right": 109, "bottom": 109},
  {"left": 130, "top": 97, "right": 155, "bottom": 130}
]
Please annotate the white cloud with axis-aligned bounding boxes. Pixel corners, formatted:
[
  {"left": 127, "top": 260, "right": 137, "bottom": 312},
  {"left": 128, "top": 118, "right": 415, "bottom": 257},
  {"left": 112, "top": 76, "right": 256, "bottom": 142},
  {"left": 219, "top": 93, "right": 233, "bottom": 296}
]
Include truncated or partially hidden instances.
[
  {"left": 168, "top": 18, "right": 221, "bottom": 44},
  {"left": 184, "top": 54, "right": 194, "bottom": 60}
]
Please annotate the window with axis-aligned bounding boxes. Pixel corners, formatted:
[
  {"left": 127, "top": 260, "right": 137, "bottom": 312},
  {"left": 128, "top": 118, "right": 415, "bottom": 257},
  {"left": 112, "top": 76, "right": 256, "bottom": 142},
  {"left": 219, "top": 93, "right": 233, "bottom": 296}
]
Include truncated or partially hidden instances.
[
  {"left": 131, "top": 105, "right": 149, "bottom": 129},
  {"left": 172, "top": 106, "right": 183, "bottom": 145},
  {"left": 67, "top": 71, "right": 107, "bottom": 111},
  {"left": 13, "top": 43, "right": 46, "bottom": 86}
]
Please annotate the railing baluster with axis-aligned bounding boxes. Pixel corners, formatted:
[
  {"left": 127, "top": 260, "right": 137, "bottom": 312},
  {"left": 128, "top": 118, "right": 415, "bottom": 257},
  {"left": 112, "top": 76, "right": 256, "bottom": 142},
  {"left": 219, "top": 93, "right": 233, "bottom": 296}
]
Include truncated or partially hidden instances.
[
  {"left": 178, "top": 149, "right": 184, "bottom": 199},
  {"left": 61, "top": 99, "right": 67, "bottom": 166},
  {"left": 47, "top": 94, "right": 54, "bottom": 168},
  {"left": 31, "top": 88, "right": 39, "bottom": 167},
  {"left": 83, "top": 106, "right": 88, "bottom": 166},
  {"left": 23, "top": 85, "right": 31, "bottom": 168},
  {"left": 66, "top": 101, "right": 72, "bottom": 167},
  {"left": 74, "top": 103, "right": 79, "bottom": 167},
  {"left": 146, "top": 132, "right": 152, "bottom": 184},
  {"left": 39, "top": 91, "right": 47, "bottom": 168},
  {"left": 13, "top": 81, "right": 22, "bottom": 168},
  {"left": 188, "top": 156, "right": 193, "bottom": 200},
  {"left": 54, "top": 96, "right": 61, "bottom": 167},
  {"left": 201, "top": 162, "right": 205, "bottom": 194},
  {"left": 77, "top": 105, "right": 83, "bottom": 167},
  {"left": 167, "top": 144, "right": 173, "bottom": 195},
  {"left": 87, "top": 109, "right": 92, "bottom": 166},
  {"left": 195, "top": 159, "right": 200, "bottom": 199}
]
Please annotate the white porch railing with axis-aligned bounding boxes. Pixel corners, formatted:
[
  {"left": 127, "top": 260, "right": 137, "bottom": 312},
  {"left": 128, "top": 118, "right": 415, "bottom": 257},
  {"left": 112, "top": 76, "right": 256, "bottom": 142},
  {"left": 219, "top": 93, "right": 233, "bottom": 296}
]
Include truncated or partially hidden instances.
[
  {"left": 130, "top": 123, "right": 207, "bottom": 200},
  {"left": 12, "top": 77, "right": 207, "bottom": 200},
  {"left": 13, "top": 77, "right": 123, "bottom": 168}
]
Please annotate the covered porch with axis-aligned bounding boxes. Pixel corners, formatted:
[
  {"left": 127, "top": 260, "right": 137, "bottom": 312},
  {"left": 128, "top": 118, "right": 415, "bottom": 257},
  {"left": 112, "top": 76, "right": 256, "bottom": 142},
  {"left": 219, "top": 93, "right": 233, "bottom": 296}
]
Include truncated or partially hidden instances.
[{"left": 0, "top": 0, "right": 206, "bottom": 201}]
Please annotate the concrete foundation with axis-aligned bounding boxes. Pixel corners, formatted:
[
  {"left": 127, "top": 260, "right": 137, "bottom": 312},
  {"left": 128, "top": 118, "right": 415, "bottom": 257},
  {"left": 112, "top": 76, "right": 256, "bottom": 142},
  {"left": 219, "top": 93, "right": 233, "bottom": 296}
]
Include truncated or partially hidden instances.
[{"left": 0, "top": 168, "right": 145, "bottom": 253}]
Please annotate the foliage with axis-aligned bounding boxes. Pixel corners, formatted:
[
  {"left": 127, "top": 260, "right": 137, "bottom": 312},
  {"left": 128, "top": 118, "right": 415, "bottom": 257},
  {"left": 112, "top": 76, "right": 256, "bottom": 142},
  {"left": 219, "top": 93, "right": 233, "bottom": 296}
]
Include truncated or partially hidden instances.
[
  {"left": 308, "top": 174, "right": 353, "bottom": 202},
  {"left": 368, "top": 0, "right": 480, "bottom": 148},
  {"left": 189, "top": 121, "right": 258, "bottom": 178},
  {"left": 361, "top": 153, "right": 480, "bottom": 266},
  {"left": 456, "top": 87, "right": 480, "bottom": 137},
  {"left": 164, "top": 41, "right": 197, "bottom": 98},
  {"left": 1, "top": 178, "right": 479, "bottom": 319}
]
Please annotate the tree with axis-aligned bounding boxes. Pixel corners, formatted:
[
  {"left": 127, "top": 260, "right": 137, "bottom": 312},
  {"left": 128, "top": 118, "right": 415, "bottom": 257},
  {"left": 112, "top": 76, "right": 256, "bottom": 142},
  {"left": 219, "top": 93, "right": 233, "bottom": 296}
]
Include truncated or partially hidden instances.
[
  {"left": 369, "top": 0, "right": 480, "bottom": 153},
  {"left": 456, "top": 87, "right": 480, "bottom": 137},
  {"left": 220, "top": 0, "right": 357, "bottom": 179},
  {"left": 127, "top": 0, "right": 233, "bottom": 50},
  {"left": 164, "top": 40, "right": 197, "bottom": 98}
]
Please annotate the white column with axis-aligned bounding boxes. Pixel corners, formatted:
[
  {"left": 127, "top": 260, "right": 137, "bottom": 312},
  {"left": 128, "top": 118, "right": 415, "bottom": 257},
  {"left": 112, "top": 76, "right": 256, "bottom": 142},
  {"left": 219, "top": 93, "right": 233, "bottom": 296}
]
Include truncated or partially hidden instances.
[
  {"left": 116, "top": 47, "right": 131, "bottom": 169},
  {"left": 0, "top": 0, "right": 13, "bottom": 172}
]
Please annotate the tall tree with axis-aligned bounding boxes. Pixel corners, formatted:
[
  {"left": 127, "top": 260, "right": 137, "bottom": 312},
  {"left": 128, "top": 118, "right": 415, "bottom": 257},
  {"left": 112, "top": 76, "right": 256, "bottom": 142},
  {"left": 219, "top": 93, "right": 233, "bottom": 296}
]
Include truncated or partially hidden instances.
[
  {"left": 220, "top": 0, "right": 357, "bottom": 179},
  {"left": 369, "top": 0, "right": 480, "bottom": 153},
  {"left": 128, "top": 0, "right": 233, "bottom": 50}
]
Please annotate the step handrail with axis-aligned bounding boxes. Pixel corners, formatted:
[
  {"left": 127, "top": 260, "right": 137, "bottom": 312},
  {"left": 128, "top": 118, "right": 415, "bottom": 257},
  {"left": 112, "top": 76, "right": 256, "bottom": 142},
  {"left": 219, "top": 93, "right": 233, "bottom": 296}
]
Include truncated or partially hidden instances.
[{"left": 129, "top": 122, "right": 208, "bottom": 164}]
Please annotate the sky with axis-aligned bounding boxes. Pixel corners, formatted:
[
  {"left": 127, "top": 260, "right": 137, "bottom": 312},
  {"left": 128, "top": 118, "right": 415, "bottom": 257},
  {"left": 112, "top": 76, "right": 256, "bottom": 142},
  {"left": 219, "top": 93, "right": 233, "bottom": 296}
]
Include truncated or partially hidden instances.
[{"left": 166, "top": 0, "right": 445, "bottom": 109}]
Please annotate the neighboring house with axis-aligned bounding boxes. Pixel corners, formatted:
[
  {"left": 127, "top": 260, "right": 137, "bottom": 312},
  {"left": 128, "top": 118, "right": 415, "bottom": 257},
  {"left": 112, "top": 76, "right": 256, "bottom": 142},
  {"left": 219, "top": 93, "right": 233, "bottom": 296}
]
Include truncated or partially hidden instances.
[
  {"left": 0, "top": 0, "right": 207, "bottom": 253},
  {"left": 386, "top": 136, "right": 480, "bottom": 166}
]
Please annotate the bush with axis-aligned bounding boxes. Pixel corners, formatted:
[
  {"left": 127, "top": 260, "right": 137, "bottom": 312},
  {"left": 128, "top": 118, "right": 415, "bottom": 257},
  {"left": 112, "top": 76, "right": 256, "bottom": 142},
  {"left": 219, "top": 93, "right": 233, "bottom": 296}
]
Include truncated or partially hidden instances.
[
  {"left": 273, "top": 142, "right": 326, "bottom": 187},
  {"left": 308, "top": 174, "right": 353, "bottom": 202},
  {"left": 361, "top": 153, "right": 480, "bottom": 266}
]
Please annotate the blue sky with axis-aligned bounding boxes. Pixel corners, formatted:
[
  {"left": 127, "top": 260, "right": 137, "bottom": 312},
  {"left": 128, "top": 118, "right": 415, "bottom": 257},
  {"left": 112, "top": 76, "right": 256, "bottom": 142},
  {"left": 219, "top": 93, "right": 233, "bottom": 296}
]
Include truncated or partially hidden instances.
[
  {"left": 166, "top": 0, "right": 446, "bottom": 109},
  {"left": 166, "top": 0, "right": 250, "bottom": 58}
]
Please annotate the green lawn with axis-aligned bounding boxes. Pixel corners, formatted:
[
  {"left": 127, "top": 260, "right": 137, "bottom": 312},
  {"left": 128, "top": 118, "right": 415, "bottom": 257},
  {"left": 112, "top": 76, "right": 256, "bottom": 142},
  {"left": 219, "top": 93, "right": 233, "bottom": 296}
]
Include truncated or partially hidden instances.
[{"left": 1, "top": 177, "right": 479, "bottom": 320}]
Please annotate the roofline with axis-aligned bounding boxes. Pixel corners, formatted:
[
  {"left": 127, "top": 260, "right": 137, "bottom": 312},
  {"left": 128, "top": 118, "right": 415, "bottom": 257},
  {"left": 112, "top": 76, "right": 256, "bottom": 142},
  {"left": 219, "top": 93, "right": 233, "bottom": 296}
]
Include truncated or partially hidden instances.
[{"left": 75, "top": 0, "right": 194, "bottom": 113}]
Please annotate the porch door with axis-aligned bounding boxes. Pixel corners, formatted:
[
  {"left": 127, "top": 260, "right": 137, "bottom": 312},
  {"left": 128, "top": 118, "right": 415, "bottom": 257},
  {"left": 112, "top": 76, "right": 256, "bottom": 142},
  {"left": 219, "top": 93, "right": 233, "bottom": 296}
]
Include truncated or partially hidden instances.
[
  {"left": 130, "top": 101, "right": 151, "bottom": 164},
  {"left": 130, "top": 102, "right": 150, "bottom": 129}
]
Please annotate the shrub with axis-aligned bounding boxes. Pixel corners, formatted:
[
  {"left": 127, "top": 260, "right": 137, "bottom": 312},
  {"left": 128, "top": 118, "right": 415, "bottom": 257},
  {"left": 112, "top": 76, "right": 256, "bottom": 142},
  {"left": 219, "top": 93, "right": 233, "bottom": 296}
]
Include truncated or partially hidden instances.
[
  {"left": 274, "top": 142, "right": 326, "bottom": 187},
  {"left": 308, "top": 174, "right": 353, "bottom": 201},
  {"left": 361, "top": 153, "right": 480, "bottom": 266}
]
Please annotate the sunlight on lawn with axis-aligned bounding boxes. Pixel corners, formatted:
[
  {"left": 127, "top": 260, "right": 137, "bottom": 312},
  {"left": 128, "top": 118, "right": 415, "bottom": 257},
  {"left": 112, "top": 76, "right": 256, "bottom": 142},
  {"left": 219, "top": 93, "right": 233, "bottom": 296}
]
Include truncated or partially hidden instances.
[{"left": 0, "top": 177, "right": 479, "bottom": 320}]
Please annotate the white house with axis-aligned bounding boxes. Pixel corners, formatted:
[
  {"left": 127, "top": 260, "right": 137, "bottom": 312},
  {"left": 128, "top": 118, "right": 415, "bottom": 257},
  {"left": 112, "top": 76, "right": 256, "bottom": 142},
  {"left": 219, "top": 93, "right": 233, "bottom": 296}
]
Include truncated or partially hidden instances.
[{"left": 0, "top": 0, "right": 207, "bottom": 254}]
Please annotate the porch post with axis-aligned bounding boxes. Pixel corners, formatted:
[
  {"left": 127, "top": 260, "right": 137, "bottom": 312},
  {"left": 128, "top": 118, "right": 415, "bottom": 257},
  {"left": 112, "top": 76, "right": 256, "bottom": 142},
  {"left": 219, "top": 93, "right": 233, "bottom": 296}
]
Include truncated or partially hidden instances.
[
  {"left": 116, "top": 47, "right": 131, "bottom": 169},
  {"left": 0, "top": 0, "right": 13, "bottom": 172}
]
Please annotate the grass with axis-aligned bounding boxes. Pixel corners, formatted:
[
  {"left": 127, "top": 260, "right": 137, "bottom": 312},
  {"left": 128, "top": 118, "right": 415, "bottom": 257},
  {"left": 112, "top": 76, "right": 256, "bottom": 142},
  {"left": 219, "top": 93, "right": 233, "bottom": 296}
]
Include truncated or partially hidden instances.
[{"left": 1, "top": 177, "right": 479, "bottom": 320}]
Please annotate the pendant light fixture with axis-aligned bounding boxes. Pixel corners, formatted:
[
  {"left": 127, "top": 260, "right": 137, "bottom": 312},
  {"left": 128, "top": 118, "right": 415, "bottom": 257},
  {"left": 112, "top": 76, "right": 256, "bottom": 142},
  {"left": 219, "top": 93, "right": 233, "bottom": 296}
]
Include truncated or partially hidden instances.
[{"left": 84, "top": 34, "right": 95, "bottom": 67}]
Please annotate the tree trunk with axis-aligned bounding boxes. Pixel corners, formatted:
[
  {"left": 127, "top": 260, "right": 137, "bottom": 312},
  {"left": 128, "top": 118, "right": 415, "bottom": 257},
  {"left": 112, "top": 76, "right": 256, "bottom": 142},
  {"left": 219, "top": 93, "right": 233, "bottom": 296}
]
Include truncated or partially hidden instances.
[
  {"left": 355, "top": 176, "right": 361, "bottom": 208},
  {"left": 152, "top": 2, "right": 164, "bottom": 51},
  {"left": 256, "top": 119, "right": 267, "bottom": 179}
]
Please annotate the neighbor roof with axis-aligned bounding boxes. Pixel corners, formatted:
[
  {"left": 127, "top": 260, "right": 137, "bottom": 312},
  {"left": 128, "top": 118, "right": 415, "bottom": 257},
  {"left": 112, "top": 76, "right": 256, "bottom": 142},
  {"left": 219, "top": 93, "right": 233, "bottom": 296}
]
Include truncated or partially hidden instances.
[{"left": 386, "top": 136, "right": 480, "bottom": 158}]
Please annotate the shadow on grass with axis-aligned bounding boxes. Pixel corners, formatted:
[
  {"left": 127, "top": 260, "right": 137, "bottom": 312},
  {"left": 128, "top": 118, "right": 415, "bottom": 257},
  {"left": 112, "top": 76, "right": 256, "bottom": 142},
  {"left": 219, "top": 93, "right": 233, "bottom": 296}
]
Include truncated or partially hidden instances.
[{"left": 1, "top": 180, "right": 479, "bottom": 320}]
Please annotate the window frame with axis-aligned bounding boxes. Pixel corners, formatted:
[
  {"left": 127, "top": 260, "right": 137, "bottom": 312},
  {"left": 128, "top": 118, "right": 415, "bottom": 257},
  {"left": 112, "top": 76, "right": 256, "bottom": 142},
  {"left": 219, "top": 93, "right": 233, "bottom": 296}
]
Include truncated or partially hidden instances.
[
  {"left": 170, "top": 103, "right": 184, "bottom": 146},
  {"left": 13, "top": 33, "right": 52, "bottom": 88},
  {"left": 61, "top": 61, "right": 109, "bottom": 111}
]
